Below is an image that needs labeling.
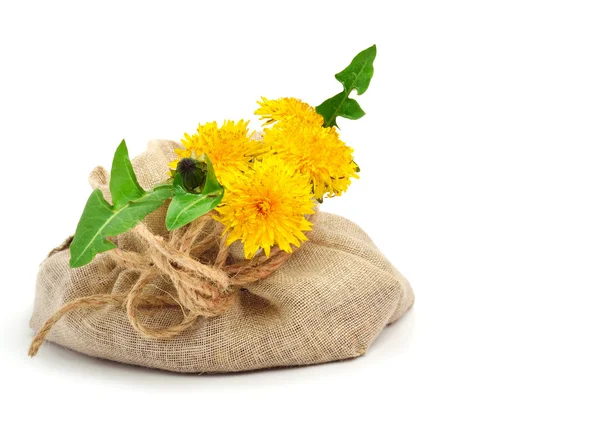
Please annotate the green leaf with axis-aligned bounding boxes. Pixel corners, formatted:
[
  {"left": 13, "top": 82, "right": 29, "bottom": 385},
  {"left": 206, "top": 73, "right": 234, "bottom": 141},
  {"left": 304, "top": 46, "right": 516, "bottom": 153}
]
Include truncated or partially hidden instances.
[
  {"left": 109, "top": 140, "right": 145, "bottom": 207},
  {"left": 316, "top": 44, "right": 377, "bottom": 128},
  {"left": 69, "top": 142, "right": 172, "bottom": 268},
  {"left": 314, "top": 92, "right": 366, "bottom": 126},
  {"left": 166, "top": 157, "right": 224, "bottom": 231},
  {"left": 335, "top": 45, "right": 376, "bottom": 95}
]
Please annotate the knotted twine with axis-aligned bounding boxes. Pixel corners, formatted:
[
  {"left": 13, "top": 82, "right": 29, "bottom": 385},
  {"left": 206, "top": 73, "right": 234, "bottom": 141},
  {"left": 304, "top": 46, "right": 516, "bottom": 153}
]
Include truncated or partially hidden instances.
[{"left": 28, "top": 214, "right": 292, "bottom": 356}]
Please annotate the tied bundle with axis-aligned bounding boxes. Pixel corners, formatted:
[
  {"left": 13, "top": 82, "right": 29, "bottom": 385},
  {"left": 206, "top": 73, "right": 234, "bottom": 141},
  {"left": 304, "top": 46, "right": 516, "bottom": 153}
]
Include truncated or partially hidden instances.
[{"left": 29, "top": 45, "right": 415, "bottom": 373}]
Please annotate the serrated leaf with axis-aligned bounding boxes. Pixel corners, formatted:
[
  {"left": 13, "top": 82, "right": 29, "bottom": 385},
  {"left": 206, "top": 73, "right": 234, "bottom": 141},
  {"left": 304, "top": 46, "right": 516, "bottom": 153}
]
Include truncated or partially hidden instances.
[
  {"left": 166, "top": 157, "right": 224, "bottom": 231},
  {"left": 316, "top": 44, "right": 377, "bottom": 128},
  {"left": 315, "top": 92, "right": 366, "bottom": 128},
  {"left": 69, "top": 142, "right": 172, "bottom": 268}
]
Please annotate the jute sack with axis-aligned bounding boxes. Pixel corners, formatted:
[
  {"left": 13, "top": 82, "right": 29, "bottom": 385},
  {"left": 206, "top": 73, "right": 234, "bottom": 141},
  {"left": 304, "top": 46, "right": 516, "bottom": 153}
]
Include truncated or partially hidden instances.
[{"left": 29, "top": 140, "right": 414, "bottom": 373}]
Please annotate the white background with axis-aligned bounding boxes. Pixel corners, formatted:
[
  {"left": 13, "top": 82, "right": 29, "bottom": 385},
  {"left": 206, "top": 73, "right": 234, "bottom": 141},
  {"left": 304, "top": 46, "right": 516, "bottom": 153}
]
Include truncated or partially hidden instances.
[{"left": 1, "top": 1, "right": 599, "bottom": 436}]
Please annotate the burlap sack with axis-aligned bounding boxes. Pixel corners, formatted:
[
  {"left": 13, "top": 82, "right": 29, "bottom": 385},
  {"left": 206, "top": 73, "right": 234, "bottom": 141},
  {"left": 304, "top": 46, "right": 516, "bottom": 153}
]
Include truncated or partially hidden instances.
[{"left": 30, "top": 140, "right": 414, "bottom": 373}]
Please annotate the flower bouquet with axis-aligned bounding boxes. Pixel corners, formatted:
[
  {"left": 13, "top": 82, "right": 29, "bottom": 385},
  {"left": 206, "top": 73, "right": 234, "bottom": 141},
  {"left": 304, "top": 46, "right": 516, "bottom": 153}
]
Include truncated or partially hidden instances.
[{"left": 29, "top": 45, "right": 414, "bottom": 373}]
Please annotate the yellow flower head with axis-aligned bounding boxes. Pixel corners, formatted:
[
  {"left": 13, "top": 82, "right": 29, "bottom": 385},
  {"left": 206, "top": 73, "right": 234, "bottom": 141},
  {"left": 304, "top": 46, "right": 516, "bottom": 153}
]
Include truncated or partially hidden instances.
[
  {"left": 171, "top": 120, "right": 265, "bottom": 184},
  {"left": 262, "top": 119, "right": 359, "bottom": 200},
  {"left": 215, "top": 155, "right": 315, "bottom": 259},
  {"left": 255, "top": 97, "right": 324, "bottom": 127}
]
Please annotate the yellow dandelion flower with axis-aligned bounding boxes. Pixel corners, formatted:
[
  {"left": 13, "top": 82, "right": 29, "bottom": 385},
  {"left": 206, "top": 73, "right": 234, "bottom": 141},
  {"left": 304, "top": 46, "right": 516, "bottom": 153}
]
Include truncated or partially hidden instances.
[
  {"left": 170, "top": 120, "right": 265, "bottom": 184},
  {"left": 262, "top": 119, "right": 359, "bottom": 200},
  {"left": 255, "top": 97, "right": 324, "bottom": 127},
  {"left": 215, "top": 155, "right": 315, "bottom": 259}
]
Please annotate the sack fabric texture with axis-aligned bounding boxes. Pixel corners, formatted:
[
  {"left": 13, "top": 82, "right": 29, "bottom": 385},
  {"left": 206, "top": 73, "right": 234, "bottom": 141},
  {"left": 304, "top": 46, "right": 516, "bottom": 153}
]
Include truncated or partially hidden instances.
[{"left": 30, "top": 140, "right": 414, "bottom": 373}]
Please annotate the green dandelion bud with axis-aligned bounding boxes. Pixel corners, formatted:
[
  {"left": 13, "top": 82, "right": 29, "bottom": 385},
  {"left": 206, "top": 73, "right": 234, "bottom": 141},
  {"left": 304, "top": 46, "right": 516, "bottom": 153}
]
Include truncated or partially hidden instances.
[{"left": 176, "top": 158, "right": 207, "bottom": 193}]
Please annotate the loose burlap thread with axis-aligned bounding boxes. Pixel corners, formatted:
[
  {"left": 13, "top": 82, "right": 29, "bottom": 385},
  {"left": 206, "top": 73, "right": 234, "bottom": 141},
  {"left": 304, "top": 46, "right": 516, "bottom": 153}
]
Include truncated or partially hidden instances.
[{"left": 29, "top": 139, "right": 414, "bottom": 373}]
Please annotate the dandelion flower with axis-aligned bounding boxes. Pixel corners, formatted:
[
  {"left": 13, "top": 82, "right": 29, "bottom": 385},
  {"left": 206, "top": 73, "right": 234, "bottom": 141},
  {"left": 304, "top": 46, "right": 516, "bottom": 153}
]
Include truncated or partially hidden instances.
[
  {"left": 215, "top": 155, "right": 315, "bottom": 259},
  {"left": 170, "top": 120, "right": 265, "bottom": 184},
  {"left": 262, "top": 119, "right": 359, "bottom": 200},
  {"left": 255, "top": 97, "right": 324, "bottom": 127}
]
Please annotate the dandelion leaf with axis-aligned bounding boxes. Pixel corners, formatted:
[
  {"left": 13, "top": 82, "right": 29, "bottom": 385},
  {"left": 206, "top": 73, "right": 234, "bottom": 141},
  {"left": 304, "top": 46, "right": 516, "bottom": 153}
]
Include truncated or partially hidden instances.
[
  {"left": 69, "top": 141, "right": 172, "bottom": 268},
  {"left": 316, "top": 45, "right": 376, "bottom": 128}
]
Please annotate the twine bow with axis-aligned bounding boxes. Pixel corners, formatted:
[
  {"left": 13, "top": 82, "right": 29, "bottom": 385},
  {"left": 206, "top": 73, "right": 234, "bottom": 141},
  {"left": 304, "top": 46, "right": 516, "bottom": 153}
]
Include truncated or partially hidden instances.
[{"left": 28, "top": 214, "right": 292, "bottom": 356}]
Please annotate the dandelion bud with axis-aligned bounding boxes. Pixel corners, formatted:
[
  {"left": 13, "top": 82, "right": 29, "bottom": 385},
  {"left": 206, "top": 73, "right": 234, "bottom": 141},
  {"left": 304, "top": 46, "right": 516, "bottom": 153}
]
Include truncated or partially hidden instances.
[{"left": 176, "top": 158, "right": 207, "bottom": 192}]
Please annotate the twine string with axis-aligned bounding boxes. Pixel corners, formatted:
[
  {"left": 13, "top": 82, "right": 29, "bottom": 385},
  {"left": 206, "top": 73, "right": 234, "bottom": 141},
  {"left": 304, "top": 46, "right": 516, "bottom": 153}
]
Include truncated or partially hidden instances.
[{"left": 29, "top": 217, "right": 292, "bottom": 357}]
